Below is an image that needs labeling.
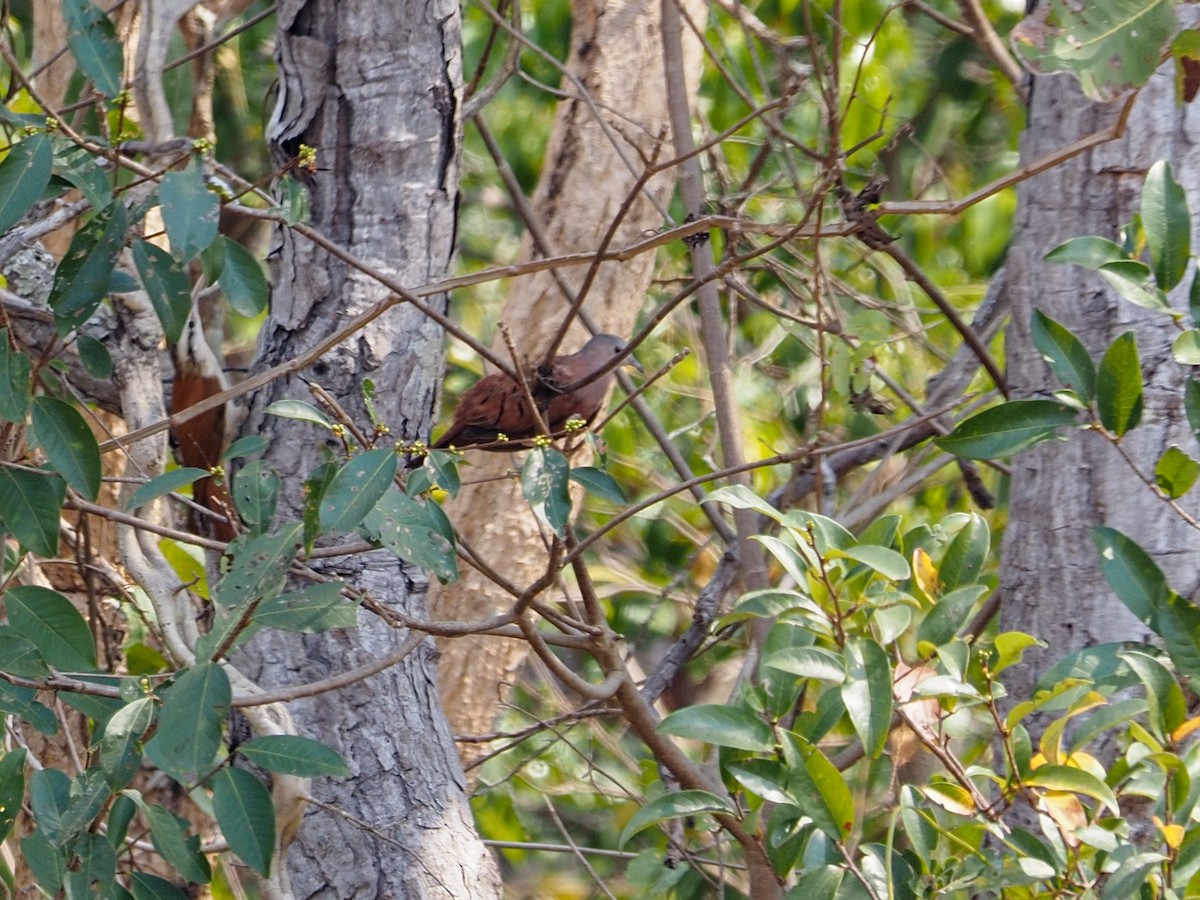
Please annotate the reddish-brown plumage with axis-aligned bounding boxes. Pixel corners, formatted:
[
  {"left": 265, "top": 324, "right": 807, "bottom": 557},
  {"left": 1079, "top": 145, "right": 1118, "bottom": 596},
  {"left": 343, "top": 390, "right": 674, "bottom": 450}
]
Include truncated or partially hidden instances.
[
  {"left": 432, "top": 334, "right": 636, "bottom": 451},
  {"left": 172, "top": 316, "right": 235, "bottom": 540}
]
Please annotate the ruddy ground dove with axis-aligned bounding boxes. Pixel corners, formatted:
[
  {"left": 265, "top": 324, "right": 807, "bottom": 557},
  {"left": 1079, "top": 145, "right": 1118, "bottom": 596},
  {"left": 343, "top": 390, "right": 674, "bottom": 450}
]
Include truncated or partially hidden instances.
[{"left": 431, "top": 333, "right": 639, "bottom": 451}]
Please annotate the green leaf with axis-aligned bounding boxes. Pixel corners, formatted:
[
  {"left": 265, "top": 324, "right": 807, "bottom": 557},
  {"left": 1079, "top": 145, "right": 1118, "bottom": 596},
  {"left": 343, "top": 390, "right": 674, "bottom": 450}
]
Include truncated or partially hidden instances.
[
  {"left": 990, "top": 632, "right": 1044, "bottom": 677},
  {"left": 7, "top": 585, "right": 96, "bottom": 672},
  {"left": 364, "top": 487, "right": 458, "bottom": 583},
  {"left": 841, "top": 639, "right": 893, "bottom": 759},
  {"left": 0, "top": 134, "right": 53, "bottom": 234},
  {"left": 704, "top": 484, "right": 784, "bottom": 522},
  {"left": 658, "top": 704, "right": 774, "bottom": 752},
  {"left": 131, "top": 872, "right": 190, "bottom": 900},
  {"left": 832, "top": 544, "right": 909, "bottom": 581},
  {"left": 1173, "top": 330, "right": 1200, "bottom": 365},
  {"left": 1190, "top": 267, "right": 1200, "bottom": 328},
  {"left": 225, "top": 434, "right": 270, "bottom": 461},
  {"left": 1031, "top": 309, "right": 1096, "bottom": 401},
  {"left": 0, "top": 626, "right": 50, "bottom": 678},
  {"left": 0, "top": 749, "right": 27, "bottom": 845},
  {"left": 318, "top": 448, "right": 397, "bottom": 534},
  {"left": 1090, "top": 526, "right": 1168, "bottom": 624},
  {"left": 62, "top": 0, "right": 124, "bottom": 96},
  {"left": 0, "top": 467, "right": 65, "bottom": 556},
  {"left": 145, "top": 804, "right": 211, "bottom": 884},
  {"left": 1096, "top": 332, "right": 1143, "bottom": 437},
  {"left": 569, "top": 465, "right": 627, "bottom": 504},
  {"left": 1098, "top": 260, "right": 1172, "bottom": 313},
  {"left": 1027, "top": 765, "right": 1119, "bottom": 814},
  {"left": 1154, "top": 593, "right": 1200, "bottom": 680},
  {"left": 211, "top": 767, "right": 275, "bottom": 877},
  {"left": 1044, "top": 235, "right": 1127, "bottom": 268},
  {"left": 1011, "top": 0, "right": 1178, "bottom": 102},
  {"left": 916, "top": 585, "right": 989, "bottom": 649},
  {"left": 29, "top": 767, "right": 70, "bottom": 845},
  {"left": 30, "top": 396, "right": 101, "bottom": 501},
  {"left": 99, "top": 698, "right": 154, "bottom": 791},
  {"left": 75, "top": 333, "right": 113, "bottom": 379},
  {"left": 159, "top": 165, "right": 218, "bottom": 261},
  {"left": 214, "top": 525, "right": 302, "bottom": 610},
  {"left": 56, "top": 768, "right": 109, "bottom": 844},
  {"left": 0, "top": 682, "right": 56, "bottom": 733},
  {"left": 938, "top": 514, "right": 990, "bottom": 591},
  {"left": 132, "top": 239, "right": 191, "bottom": 345},
  {"left": 520, "top": 448, "right": 571, "bottom": 537},
  {"left": 1122, "top": 650, "right": 1186, "bottom": 740},
  {"left": 1156, "top": 445, "right": 1200, "bottom": 498},
  {"left": 935, "top": 400, "right": 1078, "bottom": 460},
  {"left": 0, "top": 329, "right": 31, "bottom": 422},
  {"left": 238, "top": 735, "right": 351, "bottom": 777},
  {"left": 1142, "top": 161, "right": 1191, "bottom": 292},
  {"left": 764, "top": 646, "right": 846, "bottom": 683},
  {"left": 218, "top": 238, "right": 269, "bottom": 318},
  {"left": 781, "top": 732, "right": 856, "bottom": 840},
  {"left": 1188, "top": 379, "right": 1200, "bottom": 444},
  {"left": 619, "top": 790, "right": 733, "bottom": 848},
  {"left": 50, "top": 202, "right": 129, "bottom": 334},
  {"left": 128, "top": 468, "right": 210, "bottom": 510},
  {"left": 51, "top": 139, "right": 111, "bottom": 213},
  {"left": 20, "top": 829, "right": 63, "bottom": 894},
  {"left": 726, "top": 758, "right": 792, "bottom": 804},
  {"left": 254, "top": 582, "right": 359, "bottom": 633},
  {"left": 782, "top": 509, "right": 856, "bottom": 553},
  {"left": 151, "top": 663, "right": 230, "bottom": 784},
  {"left": 233, "top": 460, "right": 280, "bottom": 530}
]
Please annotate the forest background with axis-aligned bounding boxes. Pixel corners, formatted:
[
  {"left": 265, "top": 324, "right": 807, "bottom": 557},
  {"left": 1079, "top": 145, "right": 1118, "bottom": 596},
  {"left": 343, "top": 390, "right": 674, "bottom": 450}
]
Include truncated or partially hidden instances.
[{"left": 0, "top": 0, "right": 1197, "bottom": 898}]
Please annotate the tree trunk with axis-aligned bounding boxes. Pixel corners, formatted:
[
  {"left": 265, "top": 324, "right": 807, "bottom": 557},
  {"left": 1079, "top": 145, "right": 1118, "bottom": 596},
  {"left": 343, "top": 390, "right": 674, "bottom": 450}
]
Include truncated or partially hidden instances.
[
  {"left": 238, "top": 1, "right": 500, "bottom": 895},
  {"left": 435, "top": 0, "right": 705, "bottom": 759},
  {"left": 1001, "top": 59, "right": 1200, "bottom": 698}
]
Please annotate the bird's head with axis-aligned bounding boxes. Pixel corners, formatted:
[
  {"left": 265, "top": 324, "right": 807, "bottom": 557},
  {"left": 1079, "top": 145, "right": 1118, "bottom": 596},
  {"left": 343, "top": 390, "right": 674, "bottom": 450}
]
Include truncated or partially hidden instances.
[{"left": 582, "top": 333, "right": 644, "bottom": 374}]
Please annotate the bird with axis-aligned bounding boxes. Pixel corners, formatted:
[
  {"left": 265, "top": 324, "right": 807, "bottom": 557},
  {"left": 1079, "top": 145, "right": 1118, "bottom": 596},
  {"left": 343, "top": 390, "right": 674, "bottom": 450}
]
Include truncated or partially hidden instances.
[
  {"left": 429, "top": 333, "right": 640, "bottom": 452},
  {"left": 171, "top": 310, "right": 236, "bottom": 540}
]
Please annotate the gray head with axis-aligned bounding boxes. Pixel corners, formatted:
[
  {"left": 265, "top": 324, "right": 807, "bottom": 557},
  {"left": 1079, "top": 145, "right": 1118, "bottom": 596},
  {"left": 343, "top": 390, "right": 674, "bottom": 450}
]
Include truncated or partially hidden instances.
[{"left": 573, "top": 333, "right": 643, "bottom": 373}]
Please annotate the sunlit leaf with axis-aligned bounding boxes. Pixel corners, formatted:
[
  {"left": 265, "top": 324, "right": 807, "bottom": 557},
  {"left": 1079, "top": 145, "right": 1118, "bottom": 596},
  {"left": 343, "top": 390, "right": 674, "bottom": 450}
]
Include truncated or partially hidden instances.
[
  {"left": 658, "top": 704, "right": 774, "bottom": 752},
  {"left": 1156, "top": 445, "right": 1200, "bottom": 498},
  {"left": 1096, "top": 332, "right": 1143, "bottom": 437}
]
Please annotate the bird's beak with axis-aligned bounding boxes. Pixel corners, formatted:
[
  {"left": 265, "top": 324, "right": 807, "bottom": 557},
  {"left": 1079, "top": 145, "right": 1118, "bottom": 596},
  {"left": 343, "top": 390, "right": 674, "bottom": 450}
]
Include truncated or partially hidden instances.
[{"left": 624, "top": 354, "right": 644, "bottom": 373}]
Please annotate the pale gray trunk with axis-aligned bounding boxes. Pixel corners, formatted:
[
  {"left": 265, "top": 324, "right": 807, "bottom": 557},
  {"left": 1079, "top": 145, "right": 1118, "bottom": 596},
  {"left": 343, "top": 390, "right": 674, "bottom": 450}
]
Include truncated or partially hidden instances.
[
  {"left": 1001, "top": 62, "right": 1200, "bottom": 698},
  {"left": 237, "top": 0, "right": 501, "bottom": 895}
]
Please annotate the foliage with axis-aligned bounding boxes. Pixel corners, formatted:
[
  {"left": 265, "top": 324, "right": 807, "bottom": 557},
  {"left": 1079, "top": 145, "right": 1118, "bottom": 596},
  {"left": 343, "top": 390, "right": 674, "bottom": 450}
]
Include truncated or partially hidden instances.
[{"left": 0, "top": 0, "right": 1197, "bottom": 896}]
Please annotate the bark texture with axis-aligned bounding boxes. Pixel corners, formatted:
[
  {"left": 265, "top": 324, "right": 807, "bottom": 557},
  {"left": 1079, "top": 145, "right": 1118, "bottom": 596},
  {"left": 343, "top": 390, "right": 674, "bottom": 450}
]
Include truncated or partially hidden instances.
[
  {"left": 1001, "top": 60, "right": 1200, "bottom": 699},
  {"left": 434, "top": 0, "right": 705, "bottom": 755},
  {"left": 238, "top": 0, "right": 501, "bottom": 895}
]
